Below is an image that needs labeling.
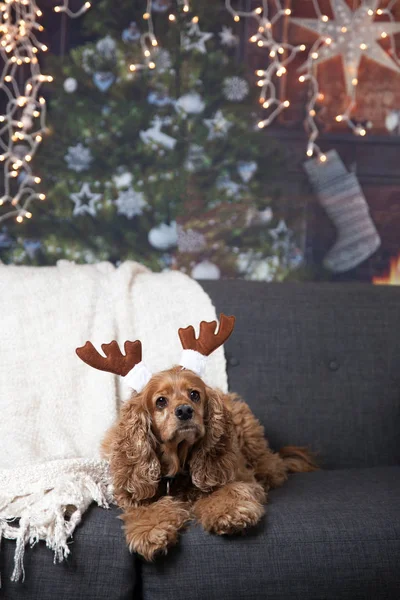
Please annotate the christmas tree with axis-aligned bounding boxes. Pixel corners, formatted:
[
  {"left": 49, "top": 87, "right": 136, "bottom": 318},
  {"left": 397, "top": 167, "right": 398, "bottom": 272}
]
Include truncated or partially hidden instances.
[{"left": 0, "top": 0, "right": 303, "bottom": 280}]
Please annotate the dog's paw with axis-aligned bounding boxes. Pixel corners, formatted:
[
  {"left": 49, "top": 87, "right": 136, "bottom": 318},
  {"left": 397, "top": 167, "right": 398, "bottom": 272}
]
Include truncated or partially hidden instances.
[
  {"left": 201, "top": 500, "right": 264, "bottom": 535},
  {"left": 125, "top": 522, "right": 176, "bottom": 561},
  {"left": 121, "top": 499, "right": 191, "bottom": 561}
]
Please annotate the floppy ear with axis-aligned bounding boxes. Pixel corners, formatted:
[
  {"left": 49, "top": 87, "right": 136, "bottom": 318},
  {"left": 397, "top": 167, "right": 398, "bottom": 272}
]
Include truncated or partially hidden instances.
[
  {"left": 189, "top": 387, "right": 237, "bottom": 492},
  {"left": 106, "top": 395, "right": 160, "bottom": 506}
]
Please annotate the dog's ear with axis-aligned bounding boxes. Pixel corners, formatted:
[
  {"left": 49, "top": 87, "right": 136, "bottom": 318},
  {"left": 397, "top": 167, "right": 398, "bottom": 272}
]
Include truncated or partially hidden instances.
[
  {"left": 107, "top": 394, "right": 160, "bottom": 505},
  {"left": 189, "top": 387, "right": 237, "bottom": 492}
]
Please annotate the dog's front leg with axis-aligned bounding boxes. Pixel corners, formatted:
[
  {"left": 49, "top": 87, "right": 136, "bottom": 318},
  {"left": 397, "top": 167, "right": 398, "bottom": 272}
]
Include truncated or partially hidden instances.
[
  {"left": 193, "top": 481, "right": 266, "bottom": 535},
  {"left": 120, "top": 496, "right": 191, "bottom": 560}
]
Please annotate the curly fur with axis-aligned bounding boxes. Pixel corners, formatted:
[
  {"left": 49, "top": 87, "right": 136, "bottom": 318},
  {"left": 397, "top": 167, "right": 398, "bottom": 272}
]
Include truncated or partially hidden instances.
[{"left": 102, "top": 367, "right": 318, "bottom": 560}]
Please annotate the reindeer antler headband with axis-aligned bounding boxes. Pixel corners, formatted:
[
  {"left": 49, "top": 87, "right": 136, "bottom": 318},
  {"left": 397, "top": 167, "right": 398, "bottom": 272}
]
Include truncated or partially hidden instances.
[{"left": 76, "top": 313, "right": 235, "bottom": 393}]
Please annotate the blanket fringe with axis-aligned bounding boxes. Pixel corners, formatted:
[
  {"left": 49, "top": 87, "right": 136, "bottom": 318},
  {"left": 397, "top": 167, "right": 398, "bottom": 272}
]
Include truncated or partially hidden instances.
[{"left": 0, "top": 461, "right": 113, "bottom": 585}]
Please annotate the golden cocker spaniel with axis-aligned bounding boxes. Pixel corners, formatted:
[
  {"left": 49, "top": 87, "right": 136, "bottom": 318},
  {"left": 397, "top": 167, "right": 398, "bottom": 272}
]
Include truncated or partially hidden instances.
[{"left": 77, "top": 314, "right": 317, "bottom": 560}]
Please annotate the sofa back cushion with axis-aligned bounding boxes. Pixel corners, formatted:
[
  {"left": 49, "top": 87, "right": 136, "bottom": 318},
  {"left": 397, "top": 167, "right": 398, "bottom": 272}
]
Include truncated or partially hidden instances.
[{"left": 201, "top": 281, "right": 400, "bottom": 469}]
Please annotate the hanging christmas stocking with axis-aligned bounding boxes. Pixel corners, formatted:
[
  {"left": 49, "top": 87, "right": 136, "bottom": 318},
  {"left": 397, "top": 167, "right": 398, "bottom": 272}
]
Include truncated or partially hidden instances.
[{"left": 304, "top": 150, "right": 381, "bottom": 273}]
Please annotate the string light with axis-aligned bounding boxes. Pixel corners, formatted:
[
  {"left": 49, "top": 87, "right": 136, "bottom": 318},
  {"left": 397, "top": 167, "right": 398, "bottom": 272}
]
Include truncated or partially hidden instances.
[
  {"left": 226, "top": 0, "right": 400, "bottom": 160},
  {"left": 53, "top": 1, "right": 91, "bottom": 18},
  {"left": 0, "top": 1, "right": 91, "bottom": 224}
]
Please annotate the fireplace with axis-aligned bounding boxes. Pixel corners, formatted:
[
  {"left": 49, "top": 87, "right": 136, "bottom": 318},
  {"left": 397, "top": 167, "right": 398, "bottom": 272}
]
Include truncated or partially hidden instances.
[{"left": 373, "top": 255, "right": 400, "bottom": 285}]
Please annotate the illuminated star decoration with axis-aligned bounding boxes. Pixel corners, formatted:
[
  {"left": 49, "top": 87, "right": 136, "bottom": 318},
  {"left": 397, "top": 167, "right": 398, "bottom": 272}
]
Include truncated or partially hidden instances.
[
  {"left": 291, "top": 0, "right": 400, "bottom": 96},
  {"left": 70, "top": 183, "right": 102, "bottom": 217},
  {"left": 181, "top": 22, "right": 213, "bottom": 54}
]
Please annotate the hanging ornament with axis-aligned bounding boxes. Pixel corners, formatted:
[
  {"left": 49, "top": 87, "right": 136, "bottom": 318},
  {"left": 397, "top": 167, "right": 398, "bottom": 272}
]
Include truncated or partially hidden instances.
[
  {"left": 182, "top": 21, "right": 213, "bottom": 54},
  {"left": 152, "top": 0, "right": 172, "bottom": 12},
  {"left": 269, "top": 220, "right": 292, "bottom": 252},
  {"left": 23, "top": 239, "right": 42, "bottom": 259},
  {"left": 64, "top": 77, "right": 78, "bottom": 93},
  {"left": 96, "top": 35, "right": 117, "bottom": 60},
  {"left": 113, "top": 171, "right": 133, "bottom": 189},
  {"left": 155, "top": 49, "right": 172, "bottom": 73},
  {"left": 216, "top": 175, "right": 241, "bottom": 198},
  {"left": 140, "top": 117, "right": 177, "bottom": 150},
  {"left": 82, "top": 48, "right": 95, "bottom": 74},
  {"left": 148, "top": 221, "right": 178, "bottom": 250},
  {"left": 92, "top": 72, "right": 115, "bottom": 92},
  {"left": 70, "top": 183, "right": 102, "bottom": 217},
  {"left": 147, "top": 90, "right": 172, "bottom": 107},
  {"left": 237, "top": 161, "right": 257, "bottom": 183},
  {"left": 204, "top": 110, "right": 232, "bottom": 140},
  {"left": 121, "top": 22, "right": 140, "bottom": 43},
  {"left": 175, "top": 92, "right": 205, "bottom": 115},
  {"left": 191, "top": 260, "right": 221, "bottom": 280},
  {"left": 0, "top": 229, "right": 13, "bottom": 249},
  {"left": 292, "top": 0, "right": 400, "bottom": 97},
  {"left": 219, "top": 25, "right": 239, "bottom": 47},
  {"left": 65, "top": 143, "right": 93, "bottom": 172},
  {"left": 222, "top": 76, "right": 249, "bottom": 102},
  {"left": 184, "top": 144, "right": 209, "bottom": 172},
  {"left": 177, "top": 226, "right": 207, "bottom": 253},
  {"left": 385, "top": 111, "right": 400, "bottom": 133},
  {"left": 115, "top": 187, "right": 147, "bottom": 218}
]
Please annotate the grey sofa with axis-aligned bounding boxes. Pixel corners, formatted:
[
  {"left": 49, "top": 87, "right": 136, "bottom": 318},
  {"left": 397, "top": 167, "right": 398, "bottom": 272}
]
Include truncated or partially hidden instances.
[{"left": 2, "top": 281, "right": 399, "bottom": 599}]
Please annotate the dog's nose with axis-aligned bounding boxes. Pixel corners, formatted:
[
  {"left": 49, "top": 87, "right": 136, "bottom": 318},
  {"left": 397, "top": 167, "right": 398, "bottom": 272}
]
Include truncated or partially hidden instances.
[{"left": 175, "top": 404, "right": 194, "bottom": 421}]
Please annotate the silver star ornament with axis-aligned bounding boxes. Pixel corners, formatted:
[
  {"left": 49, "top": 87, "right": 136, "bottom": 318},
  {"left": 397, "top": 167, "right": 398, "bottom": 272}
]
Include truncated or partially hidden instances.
[
  {"left": 182, "top": 22, "right": 213, "bottom": 54},
  {"left": 70, "top": 183, "right": 102, "bottom": 217},
  {"left": 204, "top": 110, "right": 232, "bottom": 140}
]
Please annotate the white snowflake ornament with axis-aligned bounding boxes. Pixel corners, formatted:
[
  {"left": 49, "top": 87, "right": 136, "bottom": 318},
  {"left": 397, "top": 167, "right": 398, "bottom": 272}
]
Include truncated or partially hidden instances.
[
  {"left": 115, "top": 187, "right": 147, "bottom": 218},
  {"left": 223, "top": 76, "right": 249, "bottom": 102},
  {"left": 219, "top": 26, "right": 239, "bottom": 47},
  {"left": 65, "top": 143, "right": 93, "bottom": 172},
  {"left": 70, "top": 183, "right": 102, "bottom": 217},
  {"left": 177, "top": 227, "right": 206, "bottom": 253}
]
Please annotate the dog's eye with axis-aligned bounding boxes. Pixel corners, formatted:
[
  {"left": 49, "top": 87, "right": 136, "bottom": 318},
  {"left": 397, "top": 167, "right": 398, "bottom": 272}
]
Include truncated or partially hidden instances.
[
  {"left": 189, "top": 390, "right": 200, "bottom": 402},
  {"left": 156, "top": 397, "right": 168, "bottom": 408}
]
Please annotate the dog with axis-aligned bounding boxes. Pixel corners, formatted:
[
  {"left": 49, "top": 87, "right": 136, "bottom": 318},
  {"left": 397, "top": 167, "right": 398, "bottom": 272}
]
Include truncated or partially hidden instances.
[{"left": 76, "top": 314, "right": 317, "bottom": 561}]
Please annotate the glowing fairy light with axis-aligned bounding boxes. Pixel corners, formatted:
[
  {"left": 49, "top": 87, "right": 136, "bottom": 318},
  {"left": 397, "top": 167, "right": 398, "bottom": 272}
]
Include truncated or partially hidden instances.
[{"left": 0, "top": 0, "right": 92, "bottom": 224}]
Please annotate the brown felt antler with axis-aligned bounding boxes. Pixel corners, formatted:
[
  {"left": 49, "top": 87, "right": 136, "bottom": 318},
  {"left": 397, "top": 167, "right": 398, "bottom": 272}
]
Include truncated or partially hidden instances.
[
  {"left": 178, "top": 313, "right": 235, "bottom": 356},
  {"left": 76, "top": 340, "right": 142, "bottom": 376}
]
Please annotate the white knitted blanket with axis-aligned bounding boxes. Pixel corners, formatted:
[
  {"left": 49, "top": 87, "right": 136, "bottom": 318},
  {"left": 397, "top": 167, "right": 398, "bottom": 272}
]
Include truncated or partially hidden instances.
[{"left": 0, "top": 260, "right": 227, "bottom": 582}]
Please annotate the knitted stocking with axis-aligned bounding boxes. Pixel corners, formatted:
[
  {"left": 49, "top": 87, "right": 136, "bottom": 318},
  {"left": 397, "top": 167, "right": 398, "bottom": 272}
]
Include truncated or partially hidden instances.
[{"left": 304, "top": 150, "right": 381, "bottom": 273}]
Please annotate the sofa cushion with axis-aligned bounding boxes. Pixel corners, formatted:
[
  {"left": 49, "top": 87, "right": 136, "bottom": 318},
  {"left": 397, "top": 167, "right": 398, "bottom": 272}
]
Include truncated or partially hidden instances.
[
  {"left": 0, "top": 505, "right": 138, "bottom": 600},
  {"left": 201, "top": 281, "right": 400, "bottom": 469},
  {"left": 141, "top": 466, "right": 400, "bottom": 600}
]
